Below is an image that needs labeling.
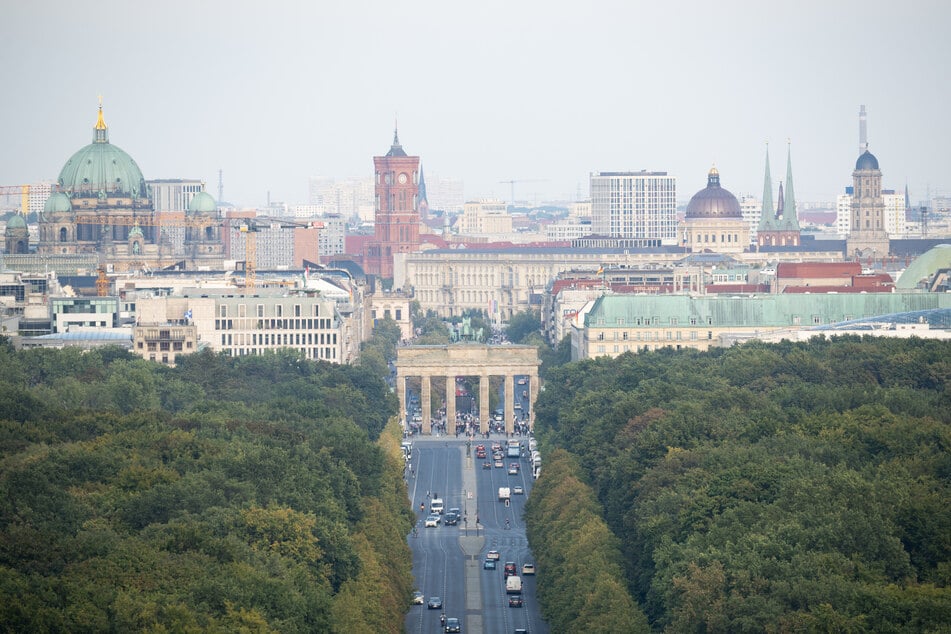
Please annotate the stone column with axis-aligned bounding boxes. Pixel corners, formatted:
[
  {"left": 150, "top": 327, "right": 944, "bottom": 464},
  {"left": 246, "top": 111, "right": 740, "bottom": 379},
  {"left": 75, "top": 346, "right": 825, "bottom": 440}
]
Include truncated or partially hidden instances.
[
  {"left": 421, "top": 373, "right": 432, "bottom": 435},
  {"left": 479, "top": 373, "right": 490, "bottom": 435},
  {"left": 446, "top": 373, "right": 456, "bottom": 434},
  {"left": 529, "top": 371, "right": 540, "bottom": 431},
  {"left": 504, "top": 373, "right": 515, "bottom": 435}
]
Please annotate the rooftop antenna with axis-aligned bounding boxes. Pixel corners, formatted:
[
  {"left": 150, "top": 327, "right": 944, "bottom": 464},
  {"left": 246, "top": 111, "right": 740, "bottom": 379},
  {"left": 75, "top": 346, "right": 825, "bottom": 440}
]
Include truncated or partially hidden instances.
[
  {"left": 218, "top": 169, "right": 223, "bottom": 203},
  {"left": 859, "top": 105, "right": 868, "bottom": 153}
]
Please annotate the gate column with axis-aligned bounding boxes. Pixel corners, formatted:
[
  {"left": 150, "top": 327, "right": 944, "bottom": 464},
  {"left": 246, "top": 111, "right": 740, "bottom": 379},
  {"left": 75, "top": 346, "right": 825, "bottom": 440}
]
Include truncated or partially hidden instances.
[{"left": 421, "top": 373, "right": 432, "bottom": 434}]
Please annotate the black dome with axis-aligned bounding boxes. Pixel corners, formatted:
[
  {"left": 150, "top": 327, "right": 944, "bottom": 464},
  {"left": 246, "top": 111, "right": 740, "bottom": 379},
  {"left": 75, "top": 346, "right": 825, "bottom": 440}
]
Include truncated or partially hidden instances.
[
  {"left": 685, "top": 167, "right": 742, "bottom": 219},
  {"left": 855, "top": 150, "right": 879, "bottom": 170}
]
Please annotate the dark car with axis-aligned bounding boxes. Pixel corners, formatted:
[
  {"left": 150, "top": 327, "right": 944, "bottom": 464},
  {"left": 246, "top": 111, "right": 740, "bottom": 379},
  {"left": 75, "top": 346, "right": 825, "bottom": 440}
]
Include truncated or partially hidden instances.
[
  {"left": 508, "top": 594, "right": 523, "bottom": 607},
  {"left": 483, "top": 461, "right": 492, "bottom": 470},
  {"left": 444, "top": 512, "right": 458, "bottom": 526},
  {"left": 483, "top": 559, "right": 497, "bottom": 570},
  {"left": 503, "top": 561, "right": 516, "bottom": 577},
  {"left": 427, "top": 596, "right": 442, "bottom": 609},
  {"left": 444, "top": 617, "right": 461, "bottom": 633}
]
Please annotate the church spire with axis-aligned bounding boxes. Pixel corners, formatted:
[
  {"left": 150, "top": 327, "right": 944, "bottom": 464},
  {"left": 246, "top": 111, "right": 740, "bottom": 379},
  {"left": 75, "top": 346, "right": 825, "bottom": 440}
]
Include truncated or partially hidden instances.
[
  {"left": 93, "top": 95, "right": 109, "bottom": 144},
  {"left": 784, "top": 140, "right": 800, "bottom": 230},
  {"left": 776, "top": 181, "right": 785, "bottom": 219},
  {"left": 758, "top": 144, "right": 774, "bottom": 231}
]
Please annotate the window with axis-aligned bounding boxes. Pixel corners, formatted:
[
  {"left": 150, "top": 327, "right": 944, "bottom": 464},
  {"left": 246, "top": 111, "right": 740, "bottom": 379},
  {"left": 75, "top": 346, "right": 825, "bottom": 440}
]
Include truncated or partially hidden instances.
[
  {"left": 219, "top": 305, "right": 228, "bottom": 318},
  {"left": 257, "top": 304, "right": 264, "bottom": 317}
]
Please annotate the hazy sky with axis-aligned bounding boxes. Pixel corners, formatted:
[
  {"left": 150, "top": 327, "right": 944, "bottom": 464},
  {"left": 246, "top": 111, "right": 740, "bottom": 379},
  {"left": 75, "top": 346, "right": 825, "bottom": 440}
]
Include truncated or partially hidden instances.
[{"left": 2, "top": 0, "right": 949, "bottom": 208}]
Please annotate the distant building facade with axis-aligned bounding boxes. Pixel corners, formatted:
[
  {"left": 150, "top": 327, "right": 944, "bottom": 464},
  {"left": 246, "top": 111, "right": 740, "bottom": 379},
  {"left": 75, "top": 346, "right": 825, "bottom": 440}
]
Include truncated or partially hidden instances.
[
  {"left": 590, "top": 171, "right": 678, "bottom": 247},
  {"left": 458, "top": 199, "right": 512, "bottom": 236},
  {"left": 574, "top": 292, "right": 951, "bottom": 360},
  {"left": 363, "top": 130, "right": 421, "bottom": 279},
  {"left": 847, "top": 149, "right": 890, "bottom": 257}
]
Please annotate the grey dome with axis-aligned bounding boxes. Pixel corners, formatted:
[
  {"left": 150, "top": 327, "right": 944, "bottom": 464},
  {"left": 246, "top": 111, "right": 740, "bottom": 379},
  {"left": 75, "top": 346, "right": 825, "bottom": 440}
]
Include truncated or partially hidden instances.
[
  {"left": 685, "top": 167, "right": 742, "bottom": 219},
  {"left": 855, "top": 150, "right": 879, "bottom": 171}
]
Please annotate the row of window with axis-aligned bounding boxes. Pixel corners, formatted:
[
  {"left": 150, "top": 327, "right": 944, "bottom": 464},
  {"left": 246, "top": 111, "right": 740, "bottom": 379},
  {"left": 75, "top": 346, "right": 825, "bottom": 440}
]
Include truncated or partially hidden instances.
[
  {"left": 214, "top": 318, "right": 335, "bottom": 330},
  {"left": 220, "top": 332, "right": 337, "bottom": 347},
  {"left": 223, "top": 346, "right": 337, "bottom": 360},
  {"left": 219, "top": 304, "right": 320, "bottom": 318}
]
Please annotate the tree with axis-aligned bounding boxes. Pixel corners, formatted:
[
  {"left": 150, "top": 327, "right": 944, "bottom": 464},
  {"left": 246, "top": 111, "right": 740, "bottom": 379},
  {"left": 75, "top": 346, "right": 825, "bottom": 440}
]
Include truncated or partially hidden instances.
[{"left": 506, "top": 309, "right": 540, "bottom": 343}]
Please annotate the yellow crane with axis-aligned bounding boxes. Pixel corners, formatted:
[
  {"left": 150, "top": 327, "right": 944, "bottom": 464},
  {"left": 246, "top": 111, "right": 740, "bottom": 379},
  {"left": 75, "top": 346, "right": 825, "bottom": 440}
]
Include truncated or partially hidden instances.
[{"left": 0, "top": 184, "right": 31, "bottom": 218}]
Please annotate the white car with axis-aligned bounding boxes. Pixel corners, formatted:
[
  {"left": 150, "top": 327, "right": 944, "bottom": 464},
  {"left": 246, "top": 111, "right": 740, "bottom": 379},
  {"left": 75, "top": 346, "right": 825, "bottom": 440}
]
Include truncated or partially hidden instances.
[
  {"left": 425, "top": 515, "right": 440, "bottom": 528},
  {"left": 513, "top": 485, "right": 524, "bottom": 495}
]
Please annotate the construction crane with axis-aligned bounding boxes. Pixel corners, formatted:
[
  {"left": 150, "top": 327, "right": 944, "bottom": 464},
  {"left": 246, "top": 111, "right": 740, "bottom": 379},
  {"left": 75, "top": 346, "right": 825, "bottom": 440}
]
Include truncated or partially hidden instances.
[
  {"left": 0, "top": 185, "right": 32, "bottom": 217},
  {"left": 498, "top": 178, "right": 548, "bottom": 209},
  {"left": 236, "top": 217, "right": 321, "bottom": 291}
]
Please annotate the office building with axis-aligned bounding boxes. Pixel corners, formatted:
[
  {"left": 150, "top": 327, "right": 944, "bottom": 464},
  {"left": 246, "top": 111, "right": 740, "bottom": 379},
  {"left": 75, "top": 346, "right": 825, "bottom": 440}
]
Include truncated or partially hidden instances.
[{"left": 590, "top": 171, "right": 677, "bottom": 247}]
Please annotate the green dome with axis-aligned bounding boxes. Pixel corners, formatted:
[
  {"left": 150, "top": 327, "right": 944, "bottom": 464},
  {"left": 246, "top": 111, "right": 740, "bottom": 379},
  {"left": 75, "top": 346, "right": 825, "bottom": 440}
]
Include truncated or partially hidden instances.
[
  {"left": 188, "top": 191, "right": 217, "bottom": 214},
  {"left": 44, "top": 191, "right": 73, "bottom": 214},
  {"left": 6, "top": 214, "right": 27, "bottom": 229},
  {"left": 57, "top": 105, "right": 148, "bottom": 198}
]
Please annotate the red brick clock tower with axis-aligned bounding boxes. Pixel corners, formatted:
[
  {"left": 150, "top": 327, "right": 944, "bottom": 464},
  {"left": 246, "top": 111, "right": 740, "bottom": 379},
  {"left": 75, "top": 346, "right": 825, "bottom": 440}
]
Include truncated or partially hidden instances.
[{"left": 364, "top": 128, "right": 420, "bottom": 279}]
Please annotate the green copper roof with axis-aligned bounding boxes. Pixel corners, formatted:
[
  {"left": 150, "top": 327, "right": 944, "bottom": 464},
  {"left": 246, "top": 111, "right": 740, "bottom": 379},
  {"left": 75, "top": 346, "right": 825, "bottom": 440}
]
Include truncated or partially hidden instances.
[
  {"left": 896, "top": 244, "right": 951, "bottom": 289},
  {"left": 758, "top": 146, "right": 774, "bottom": 231},
  {"left": 585, "top": 292, "right": 951, "bottom": 328},
  {"left": 187, "top": 191, "right": 217, "bottom": 214},
  {"left": 57, "top": 104, "right": 148, "bottom": 199},
  {"left": 44, "top": 191, "right": 73, "bottom": 214},
  {"left": 781, "top": 143, "right": 801, "bottom": 231},
  {"left": 5, "top": 214, "right": 26, "bottom": 229}
]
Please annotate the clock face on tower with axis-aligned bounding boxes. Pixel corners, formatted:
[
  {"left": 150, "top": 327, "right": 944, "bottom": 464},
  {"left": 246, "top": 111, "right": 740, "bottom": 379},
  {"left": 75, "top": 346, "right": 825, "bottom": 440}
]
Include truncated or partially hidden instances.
[{"left": 398, "top": 173, "right": 407, "bottom": 184}]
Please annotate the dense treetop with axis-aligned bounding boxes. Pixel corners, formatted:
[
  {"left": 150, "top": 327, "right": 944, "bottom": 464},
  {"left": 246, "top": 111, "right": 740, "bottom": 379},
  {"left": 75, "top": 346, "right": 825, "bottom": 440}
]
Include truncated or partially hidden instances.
[
  {"left": 531, "top": 336, "right": 951, "bottom": 632},
  {"left": 0, "top": 339, "right": 411, "bottom": 632}
]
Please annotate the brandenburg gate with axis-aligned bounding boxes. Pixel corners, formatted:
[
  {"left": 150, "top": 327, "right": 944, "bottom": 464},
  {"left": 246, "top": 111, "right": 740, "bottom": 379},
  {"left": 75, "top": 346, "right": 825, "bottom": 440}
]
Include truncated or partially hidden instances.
[{"left": 396, "top": 344, "right": 541, "bottom": 434}]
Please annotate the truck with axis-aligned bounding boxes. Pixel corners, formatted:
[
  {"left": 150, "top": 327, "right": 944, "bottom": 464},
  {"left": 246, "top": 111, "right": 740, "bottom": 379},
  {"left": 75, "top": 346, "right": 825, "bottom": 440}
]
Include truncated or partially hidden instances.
[
  {"left": 506, "top": 575, "right": 523, "bottom": 593},
  {"left": 498, "top": 487, "right": 510, "bottom": 502}
]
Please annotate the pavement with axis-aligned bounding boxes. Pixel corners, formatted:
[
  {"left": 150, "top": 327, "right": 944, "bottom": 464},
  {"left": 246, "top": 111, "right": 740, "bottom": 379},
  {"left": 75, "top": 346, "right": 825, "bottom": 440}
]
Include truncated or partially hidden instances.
[{"left": 459, "top": 445, "right": 485, "bottom": 634}]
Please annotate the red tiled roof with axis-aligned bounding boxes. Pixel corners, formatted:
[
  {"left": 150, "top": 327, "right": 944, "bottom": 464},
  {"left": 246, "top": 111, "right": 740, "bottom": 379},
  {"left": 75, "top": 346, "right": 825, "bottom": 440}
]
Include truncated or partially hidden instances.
[{"left": 777, "top": 262, "right": 861, "bottom": 278}]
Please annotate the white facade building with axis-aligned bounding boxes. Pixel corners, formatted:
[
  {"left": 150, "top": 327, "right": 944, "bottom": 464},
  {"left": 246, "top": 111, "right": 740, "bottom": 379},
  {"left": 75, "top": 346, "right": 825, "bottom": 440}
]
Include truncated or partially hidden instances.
[
  {"left": 836, "top": 193, "right": 853, "bottom": 238},
  {"left": 739, "top": 195, "right": 761, "bottom": 244},
  {"left": 546, "top": 217, "right": 591, "bottom": 241},
  {"left": 590, "top": 171, "right": 677, "bottom": 246},
  {"left": 458, "top": 199, "right": 512, "bottom": 236},
  {"left": 883, "top": 192, "right": 907, "bottom": 237}
]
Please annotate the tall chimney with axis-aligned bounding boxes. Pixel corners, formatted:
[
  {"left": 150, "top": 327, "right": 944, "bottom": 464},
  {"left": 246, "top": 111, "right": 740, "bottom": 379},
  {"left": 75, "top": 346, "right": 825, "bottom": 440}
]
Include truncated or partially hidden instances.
[{"left": 859, "top": 105, "right": 868, "bottom": 153}]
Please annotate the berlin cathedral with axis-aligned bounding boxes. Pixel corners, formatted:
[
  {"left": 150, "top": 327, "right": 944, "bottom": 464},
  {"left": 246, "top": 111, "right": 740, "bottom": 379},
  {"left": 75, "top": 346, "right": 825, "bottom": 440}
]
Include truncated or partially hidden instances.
[{"left": 29, "top": 102, "right": 224, "bottom": 272}]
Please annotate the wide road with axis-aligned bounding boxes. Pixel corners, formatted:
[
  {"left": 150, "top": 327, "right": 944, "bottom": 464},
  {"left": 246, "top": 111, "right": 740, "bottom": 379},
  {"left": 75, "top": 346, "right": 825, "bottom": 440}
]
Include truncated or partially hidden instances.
[{"left": 405, "top": 436, "right": 548, "bottom": 634}]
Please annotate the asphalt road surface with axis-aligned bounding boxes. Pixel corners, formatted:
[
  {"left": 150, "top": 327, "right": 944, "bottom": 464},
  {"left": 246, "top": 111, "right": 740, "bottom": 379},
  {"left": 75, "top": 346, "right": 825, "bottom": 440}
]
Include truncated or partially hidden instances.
[{"left": 405, "top": 436, "right": 548, "bottom": 634}]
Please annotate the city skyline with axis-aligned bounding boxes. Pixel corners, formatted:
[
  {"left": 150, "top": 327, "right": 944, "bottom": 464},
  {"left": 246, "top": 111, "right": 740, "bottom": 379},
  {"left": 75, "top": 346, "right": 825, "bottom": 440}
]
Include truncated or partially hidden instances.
[{"left": 2, "top": 1, "right": 949, "bottom": 208}]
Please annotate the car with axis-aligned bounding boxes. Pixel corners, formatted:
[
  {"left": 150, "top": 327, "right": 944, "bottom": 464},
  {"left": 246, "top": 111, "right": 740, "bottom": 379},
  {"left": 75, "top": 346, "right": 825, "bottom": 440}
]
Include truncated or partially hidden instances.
[
  {"left": 425, "top": 515, "right": 440, "bottom": 528},
  {"left": 504, "top": 561, "right": 517, "bottom": 577},
  {"left": 444, "top": 616, "right": 461, "bottom": 633},
  {"left": 486, "top": 550, "right": 501, "bottom": 560},
  {"left": 495, "top": 459, "right": 504, "bottom": 468},
  {"left": 513, "top": 485, "right": 524, "bottom": 495},
  {"left": 483, "top": 461, "right": 492, "bottom": 469},
  {"left": 427, "top": 596, "right": 442, "bottom": 609},
  {"left": 444, "top": 512, "right": 458, "bottom": 526},
  {"left": 521, "top": 563, "right": 535, "bottom": 575},
  {"left": 508, "top": 594, "right": 523, "bottom": 607},
  {"left": 483, "top": 559, "right": 497, "bottom": 570},
  {"left": 412, "top": 591, "right": 424, "bottom": 605},
  {"left": 517, "top": 378, "right": 527, "bottom": 385},
  {"left": 515, "top": 629, "right": 529, "bottom": 634}
]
